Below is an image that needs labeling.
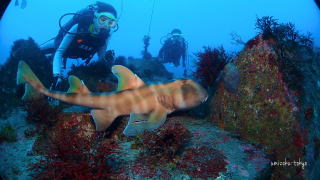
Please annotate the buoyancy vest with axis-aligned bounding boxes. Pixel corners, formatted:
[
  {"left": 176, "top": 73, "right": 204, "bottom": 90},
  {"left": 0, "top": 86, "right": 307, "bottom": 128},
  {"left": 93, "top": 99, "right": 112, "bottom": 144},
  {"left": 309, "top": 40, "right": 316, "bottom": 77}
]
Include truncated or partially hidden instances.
[{"left": 63, "top": 12, "right": 110, "bottom": 60}]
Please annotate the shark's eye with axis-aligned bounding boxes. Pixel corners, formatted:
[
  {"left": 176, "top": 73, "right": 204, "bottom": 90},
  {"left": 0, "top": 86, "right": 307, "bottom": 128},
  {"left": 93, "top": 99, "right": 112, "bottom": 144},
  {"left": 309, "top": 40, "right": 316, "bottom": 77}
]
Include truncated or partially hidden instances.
[{"left": 131, "top": 119, "right": 148, "bottom": 124}]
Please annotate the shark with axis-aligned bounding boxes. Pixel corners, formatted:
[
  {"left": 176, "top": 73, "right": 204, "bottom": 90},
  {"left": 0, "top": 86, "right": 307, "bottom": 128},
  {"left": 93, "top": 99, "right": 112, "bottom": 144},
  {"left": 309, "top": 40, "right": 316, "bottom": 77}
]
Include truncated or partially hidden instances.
[{"left": 16, "top": 61, "right": 208, "bottom": 136}]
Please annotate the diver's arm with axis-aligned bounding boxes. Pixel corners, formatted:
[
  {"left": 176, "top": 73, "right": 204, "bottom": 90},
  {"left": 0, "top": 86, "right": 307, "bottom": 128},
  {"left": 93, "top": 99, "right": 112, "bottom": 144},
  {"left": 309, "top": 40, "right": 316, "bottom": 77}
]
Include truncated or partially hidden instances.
[
  {"left": 182, "top": 40, "right": 187, "bottom": 67},
  {"left": 54, "top": 18, "right": 76, "bottom": 47},
  {"left": 97, "top": 42, "right": 107, "bottom": 61},
  {"left": 182, "top": 48, "right": 186, "bottom": 67},
  {"left": 158, "top": 42, "right": 167, "bottom": 59},
  {"left": 158, "top": 39, "right": 169, "bottom": 59},
  {"left": 53, "top": 24, "right": 78, "bottom": 76}
]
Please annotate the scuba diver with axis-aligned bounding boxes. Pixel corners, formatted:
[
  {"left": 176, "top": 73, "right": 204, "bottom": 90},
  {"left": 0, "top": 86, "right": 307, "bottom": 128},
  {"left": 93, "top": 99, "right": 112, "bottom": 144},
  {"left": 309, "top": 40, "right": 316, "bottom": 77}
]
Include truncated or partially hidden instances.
[
  {"left": 158, "top": 29, "right": 187, "bottom": 75},
  {"left": 15, "top": 0, "right": 27, "bottom": 9},
  {"left": 41, "top": 1, "right": 118, "bottom": 90}
]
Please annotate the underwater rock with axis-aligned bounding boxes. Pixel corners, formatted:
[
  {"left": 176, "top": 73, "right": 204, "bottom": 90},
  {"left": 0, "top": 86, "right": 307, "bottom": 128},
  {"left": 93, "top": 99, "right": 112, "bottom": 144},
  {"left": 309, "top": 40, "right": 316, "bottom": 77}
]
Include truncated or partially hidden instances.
[
  {"left": 178, "top": 146, "right": 227, "bottom": 179},
  {"left": 114, "top": 56, "right": 127, "bottom": 66},
  {"left": 211, "top": 34, "right": 306, "bottom": 179},
  {"left": 31, "top": 112, "right": 96, "bottom": 155},
  {"left": 222, "top": 63, "right": 240, "bottom": 93},
  {"left": 54, "top": 113, "right": 96, "bottom": 140},
  {"left": 23, "top": 98, "right": 62, "bottom": 126},
  {"left": 127, "top": 117, "right": 270, "bottom": 179},
  {"left": 68, "top": 60, "right": 114, "bottom": 92},
  {"left": 126, "top": 58, "right": 173, "bottom": 82},
  {"left": 94, "top": 80, "right": 117, "bottom": 92},
  {"left": 0, "top": 38, "right": 52, "bottom": 118}
]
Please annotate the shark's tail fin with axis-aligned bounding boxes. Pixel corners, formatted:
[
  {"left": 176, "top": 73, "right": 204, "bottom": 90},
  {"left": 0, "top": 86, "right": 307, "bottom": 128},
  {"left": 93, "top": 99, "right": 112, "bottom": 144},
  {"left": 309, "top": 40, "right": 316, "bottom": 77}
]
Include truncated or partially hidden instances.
[{"left": 16, "top": 60, "right": 45, "bottom": 100}]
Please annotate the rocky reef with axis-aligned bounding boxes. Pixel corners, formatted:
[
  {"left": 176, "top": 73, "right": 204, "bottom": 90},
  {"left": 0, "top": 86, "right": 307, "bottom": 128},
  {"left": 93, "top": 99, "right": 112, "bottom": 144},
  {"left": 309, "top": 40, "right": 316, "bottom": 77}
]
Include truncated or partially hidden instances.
[
  {"left": 209, "top": 16, "right": 320, "bottom": 179},
  {"left": 124, "top": 58, "right": 173, "bottom": 83},
  {"left": 0, "top": 38, "right": 53, "bottom": 118}
]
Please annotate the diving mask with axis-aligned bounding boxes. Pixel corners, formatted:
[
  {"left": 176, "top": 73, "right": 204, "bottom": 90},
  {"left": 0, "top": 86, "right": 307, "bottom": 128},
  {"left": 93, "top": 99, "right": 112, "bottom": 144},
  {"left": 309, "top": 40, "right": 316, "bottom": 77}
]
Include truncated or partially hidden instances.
[
  {"left": 171, "top": 33, "right": 184, "bottom": 41},
  {"left": 95, "top": 12, "right": 117, "bottom": 29}
]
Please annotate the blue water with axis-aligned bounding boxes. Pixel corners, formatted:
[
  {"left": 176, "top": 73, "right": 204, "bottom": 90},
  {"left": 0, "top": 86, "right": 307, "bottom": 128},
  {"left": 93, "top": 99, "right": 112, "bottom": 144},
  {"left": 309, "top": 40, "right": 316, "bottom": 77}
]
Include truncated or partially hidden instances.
[
  {"left": 0, "top": 0, "right": 319, "bottom": 77},
  {"left": 1, "top": 1, "right": 320, "bottom": 179}
]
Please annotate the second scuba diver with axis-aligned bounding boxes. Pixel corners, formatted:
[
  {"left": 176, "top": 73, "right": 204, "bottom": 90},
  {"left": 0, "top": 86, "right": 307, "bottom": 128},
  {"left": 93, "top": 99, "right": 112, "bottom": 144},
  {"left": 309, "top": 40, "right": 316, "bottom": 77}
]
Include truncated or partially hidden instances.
[
  {"left": 158, "top": 29, "right": 187, "bottom": 76},
  {"left": 41, "top": 1, "right": 118, "bottom": 90}
]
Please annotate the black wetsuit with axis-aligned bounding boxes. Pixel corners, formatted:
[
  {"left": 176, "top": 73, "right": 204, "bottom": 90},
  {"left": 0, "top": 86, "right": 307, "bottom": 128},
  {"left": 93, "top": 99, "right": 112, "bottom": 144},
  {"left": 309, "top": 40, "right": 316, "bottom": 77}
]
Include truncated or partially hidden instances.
[
  {"left": 55, "top": 7, "right": 110, "bottom": 63},
  {"left": 158, "top": 37, "right": 186, "bottom": 67}
]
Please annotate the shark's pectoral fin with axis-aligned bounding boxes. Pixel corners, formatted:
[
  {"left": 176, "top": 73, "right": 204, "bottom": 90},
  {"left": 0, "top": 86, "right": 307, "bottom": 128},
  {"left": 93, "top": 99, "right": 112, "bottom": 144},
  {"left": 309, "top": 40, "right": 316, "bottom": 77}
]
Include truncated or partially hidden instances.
[
  {"left": 123, "top": 108, "right": 168, "bottom": 136},
  {"left": 128, "top": 113, "right": 150, "bottom": 124},
  {"left": 148, "top": 108, "right": 168, "bottom": 124},
  {"left": 91, "top": 110, "right": 118, "bottom": 131}
]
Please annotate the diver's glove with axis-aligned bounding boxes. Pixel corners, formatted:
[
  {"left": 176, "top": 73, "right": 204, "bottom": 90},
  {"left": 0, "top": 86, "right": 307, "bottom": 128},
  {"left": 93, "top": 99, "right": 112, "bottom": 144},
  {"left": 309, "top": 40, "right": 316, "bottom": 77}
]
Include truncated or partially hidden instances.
[
  {"left": 48, "top": 74, "right": 65, "bottom": 105},
  {"left": 104, "top": 50, "right": 115, "bottom": 62}
]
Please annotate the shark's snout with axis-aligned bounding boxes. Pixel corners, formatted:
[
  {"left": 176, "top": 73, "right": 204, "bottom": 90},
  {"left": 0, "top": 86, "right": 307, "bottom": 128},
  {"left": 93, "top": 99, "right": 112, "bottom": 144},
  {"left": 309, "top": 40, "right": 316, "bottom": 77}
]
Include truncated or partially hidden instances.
[{"left": 179, "top": 80, "right": 208, "bottom": 107}]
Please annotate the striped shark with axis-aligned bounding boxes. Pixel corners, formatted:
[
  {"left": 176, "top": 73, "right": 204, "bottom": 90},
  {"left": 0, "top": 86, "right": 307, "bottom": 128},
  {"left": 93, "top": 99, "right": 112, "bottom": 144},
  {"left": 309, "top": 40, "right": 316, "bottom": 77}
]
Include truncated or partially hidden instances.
[{"left": 16, "top": 61, "right": 208, "bottom": 136}]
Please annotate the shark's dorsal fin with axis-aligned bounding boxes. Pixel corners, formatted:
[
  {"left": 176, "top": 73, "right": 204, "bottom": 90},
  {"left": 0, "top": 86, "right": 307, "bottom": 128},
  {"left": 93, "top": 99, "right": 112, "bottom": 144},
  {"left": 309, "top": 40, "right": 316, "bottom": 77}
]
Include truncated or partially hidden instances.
[
  {"left": 67, "top": 75, "right": 90, "bottom": 94},
  {"left": 111, "top": 65, "right": 145, "bottom": 91}
]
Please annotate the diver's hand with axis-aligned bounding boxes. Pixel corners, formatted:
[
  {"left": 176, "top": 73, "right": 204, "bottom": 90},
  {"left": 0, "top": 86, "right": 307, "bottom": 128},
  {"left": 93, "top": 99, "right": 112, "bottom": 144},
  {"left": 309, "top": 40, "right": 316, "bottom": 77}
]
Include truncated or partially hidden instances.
[
  {"left": 49, "top": 74, "right": 65, "bottom": 105},
  {"left": 104, "top": 50, "right": 115, "bottom": 62},
  {"left": 51, "top": 74, "right": 64, "bottom": 91}
]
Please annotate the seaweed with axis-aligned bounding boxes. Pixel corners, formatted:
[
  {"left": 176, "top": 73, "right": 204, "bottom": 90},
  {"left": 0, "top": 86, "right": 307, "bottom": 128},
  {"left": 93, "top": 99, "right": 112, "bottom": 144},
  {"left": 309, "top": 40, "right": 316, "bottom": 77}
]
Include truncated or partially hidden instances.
[
  {"left": 194, "top": 46, "right": 229, "bottom": 89},
  {"left": 132, "top": 121, "right": 191, "bottom": 178},
  {"left": 23, "top": 98, "right": 63, "bottom": 127},
  {"left": 139, "top": 122, "right": 191, "bottom": 163},
  {"left": 29, "top": 126, "right": 123, "bottom": 179},
  {"left": 177, "top": 146, "right": 227, "bottom": 179},
  {"left": 0, "top": 123, "right": 17, "bottom": 143},
  {"left": 254, "top": 16, "right": 315, "bottom": 96}
]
